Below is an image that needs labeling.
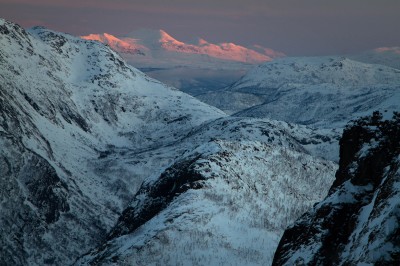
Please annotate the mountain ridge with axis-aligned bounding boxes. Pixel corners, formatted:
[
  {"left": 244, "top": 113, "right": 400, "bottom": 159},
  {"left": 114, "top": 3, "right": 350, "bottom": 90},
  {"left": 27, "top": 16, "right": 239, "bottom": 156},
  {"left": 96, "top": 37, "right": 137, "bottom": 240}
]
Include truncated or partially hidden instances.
[
  {"left": 349, "top": 46, "right": 400, "bottom": 70},
  {"left": 198, "top": 56, "right": 400, "bottom": 129},
  {"left": 82, "top": 29, "right": 285, "bottom": 65},
  {"left": 0, "top": 18, "right": 337, "bottom": 265},
  {"left": 80, "top": 29, "right": 285, "bottom": 95}
]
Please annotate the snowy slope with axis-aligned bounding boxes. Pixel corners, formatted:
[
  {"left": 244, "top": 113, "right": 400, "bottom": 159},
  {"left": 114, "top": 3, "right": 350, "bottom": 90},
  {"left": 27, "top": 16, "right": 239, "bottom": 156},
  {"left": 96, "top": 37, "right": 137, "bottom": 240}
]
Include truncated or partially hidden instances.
[
  {"left": 349, "top": 47, "right": 400, "bottom": 70},
  {"left": 76, "top": 122, "right": 337, "bottom": 266},
  {"left": 0, "top": 18, "right": 226, "bottom": 265},
  {"left": 0, "top": 18, "right": 339, "bottom": 266},
  {"left": 273, "top": 112, "right": 400, "bottom": 265},
  {"left": 81, "top": 30, "right": 285, "bottom": 95},
  {"left": 81, "top": 33, "right": 146, "bottom": 55},
  {"left": 82, "top": 30, "right": 283, "bottom": 66},
  {"left": 198, "top": 57, "right": 400, "bottom": 127}
]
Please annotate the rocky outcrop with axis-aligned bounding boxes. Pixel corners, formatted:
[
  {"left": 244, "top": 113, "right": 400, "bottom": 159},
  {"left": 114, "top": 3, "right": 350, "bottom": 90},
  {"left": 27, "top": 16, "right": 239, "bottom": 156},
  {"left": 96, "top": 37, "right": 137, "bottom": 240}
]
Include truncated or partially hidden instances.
[
  {"left": 273, "top": 112, "right": 400, "bottom": 265},
  {"left": 0, "top": 134, "right": 69, "bottom": 265},
  {"left": 107, "top": 154, "right": 205, "bottom": 240}
]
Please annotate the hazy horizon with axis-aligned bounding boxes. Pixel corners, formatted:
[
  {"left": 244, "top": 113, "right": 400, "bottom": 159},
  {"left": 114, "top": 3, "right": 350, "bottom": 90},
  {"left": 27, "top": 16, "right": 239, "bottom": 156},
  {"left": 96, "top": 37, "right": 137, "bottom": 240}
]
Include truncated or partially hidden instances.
[{"left": 0, "top": 0, "right": 399, "bottom": 56}]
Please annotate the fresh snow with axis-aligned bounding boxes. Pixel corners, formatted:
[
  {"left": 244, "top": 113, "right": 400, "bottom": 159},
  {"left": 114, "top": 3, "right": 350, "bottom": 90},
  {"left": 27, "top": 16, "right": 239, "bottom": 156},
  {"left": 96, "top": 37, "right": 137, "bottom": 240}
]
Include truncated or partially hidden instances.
[
  {"left": 0, "top": 18, "right": 337, "bottom": 266},
  {"left": 198, "top": 56, "right": 400, "bottom": 128},
  {"left": 81, "top": 30, "right": 285, "bottom": 95},
  {"left": 77, "top": 139, "right": 336, "bottom": 265}
]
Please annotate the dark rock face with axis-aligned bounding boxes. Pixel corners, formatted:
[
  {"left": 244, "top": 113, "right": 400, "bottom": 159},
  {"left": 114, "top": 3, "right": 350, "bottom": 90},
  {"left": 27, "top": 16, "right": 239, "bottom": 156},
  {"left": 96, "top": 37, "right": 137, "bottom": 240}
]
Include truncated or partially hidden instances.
[
  {"left": 108, "top": 154, "right": 205, "bottom": 240},
  {"left": 0, "top": 134, "right": 69, "bottom": 265},
  {"left": 273, "top": 112, "right": 400, "bottom": 265},
  {"left": 79, "top": 155, "right": 207, "bottom": 264}
]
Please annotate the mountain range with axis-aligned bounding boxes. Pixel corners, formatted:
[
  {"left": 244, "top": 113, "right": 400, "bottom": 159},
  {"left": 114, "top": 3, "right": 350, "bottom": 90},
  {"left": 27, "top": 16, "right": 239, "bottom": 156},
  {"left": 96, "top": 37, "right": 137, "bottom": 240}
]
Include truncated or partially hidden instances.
[
  {"left": 198, "top": 56, "right": 400, "bottom": 129},
  {"left": 81, "top": 30, "right": 400, "bottom": 101},
  {"left": 81, "top": 29, "right": 285, "bottom": 95},
  {"left": 82, "top": 30, "right": 284, "bottom": 65},
  {"left": 1, "top": 17, "right": 399, "bottom": 265},
  {"left": 349, "top": 46, "right": 400, "bottom": 70},
  {"left": 1, "top": 18, "right": 336, "bottom": 265}
]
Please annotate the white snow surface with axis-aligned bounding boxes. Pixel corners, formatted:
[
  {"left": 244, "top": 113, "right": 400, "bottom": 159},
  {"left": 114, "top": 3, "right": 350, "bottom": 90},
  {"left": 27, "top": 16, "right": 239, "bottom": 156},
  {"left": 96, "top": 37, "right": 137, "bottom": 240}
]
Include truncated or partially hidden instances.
[
  {"left": 349, "top": 47, "right": 400, "bottom": 70},
  {"left": 0, "top": 18, "right": 338, "bottom": 265},
  {"left": 77, "top": 139, "right": 336, "bottom": 266},
  {"left": 80, "top": 30, "right": 285, "bottom": 96},
  {"left": 81, "top": 29, "right": 284, "bottom": 67},
  {"left": 198, "top": 56, "right": 400, "bottom": 129}
]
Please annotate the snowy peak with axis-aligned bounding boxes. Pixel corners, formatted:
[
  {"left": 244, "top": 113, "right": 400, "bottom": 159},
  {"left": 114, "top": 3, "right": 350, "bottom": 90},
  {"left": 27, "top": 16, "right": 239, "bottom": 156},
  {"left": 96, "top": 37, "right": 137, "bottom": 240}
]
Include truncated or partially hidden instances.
[
  {"left": 349, "top": 46, "right": 400, "bottom": 70},
  {"left": 235, "top": 56, "right": 400, "bottom": 88},
  {"left": 196, "top": 37, "right": 209, "bottom": 46},
  {"left": 1, "top": 17, "right": 338, "bottom": 265},
  {"left": 81, "top": 32, "right": 146, "bottom": 55},
  {"left": 374, "top": 46, "right": 400, "bottom": 54},
  {"left": 197, "top": 55, "right": 400, "bottom": 128},
  {"left": 124, "top": 28, "right": 184, "bottom": 47},
  {"left": 251, "top": 44, "right": 286, "bottom": 58},
  {"left": 82, "top": 28, "right": 284, "bottom": 64},
  {"left": 82, "top": 28, "right": 284, "bottom": 93},
  {"left": 158, "top": 29, "right": 182, "bottom": 44},
  {"left": 200, "top": 41, "right": 273, "bottom": 63}
]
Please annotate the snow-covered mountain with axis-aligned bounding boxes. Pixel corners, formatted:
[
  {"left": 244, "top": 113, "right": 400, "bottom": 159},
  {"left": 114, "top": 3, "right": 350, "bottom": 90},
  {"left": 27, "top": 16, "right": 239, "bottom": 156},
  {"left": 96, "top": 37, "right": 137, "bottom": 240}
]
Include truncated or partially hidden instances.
[
  {"left": 349, "top": 47, "right": 400, "bottom": 70},
  {"left": 81, "top": 32, "right": 146, "bottom": 55},
  {"left": 82, "top": 30, "right": 283, "bottom": 65},
  {"left": 81, "top": 30, "right": 284, "bottom": 95},
  {"left": 198, "top": 56, "right": 400, "bottom": 129},
  {"left": 273, "top": 112, "right": 400, "bottom": 265},
  {"left": 76, "top": 121, "right": 337, "bottom": 265},
  {"left": 0, "top": 18, "right": 223, "bottom": 265},
  {"left": 1, "top": 18, "right": 336, "bottom": 265}
]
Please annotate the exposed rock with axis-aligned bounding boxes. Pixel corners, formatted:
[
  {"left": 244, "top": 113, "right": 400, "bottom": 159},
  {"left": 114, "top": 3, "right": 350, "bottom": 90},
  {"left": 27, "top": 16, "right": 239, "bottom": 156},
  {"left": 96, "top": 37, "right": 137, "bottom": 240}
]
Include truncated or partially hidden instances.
[
  {"left": 0, "top": 134, "right": 69, "bottom": 265},
  {"left": 273, "top": 112, "right": 400, "bottom": 265}
]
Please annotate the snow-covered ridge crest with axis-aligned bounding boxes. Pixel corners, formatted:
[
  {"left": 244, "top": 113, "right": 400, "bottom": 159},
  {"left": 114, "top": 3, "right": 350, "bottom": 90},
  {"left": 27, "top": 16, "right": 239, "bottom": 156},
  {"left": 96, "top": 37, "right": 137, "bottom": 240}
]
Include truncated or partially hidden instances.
[
  {"left": 198, "top": 56, "right": 400, "bottom": 129},
  {"left": 234, "top": 56, "right": 400, "bottom": 87},
  {"left": 81, "top": 29, "right": 285, "bottom": 95},
  {"left": 81, "top": 29, "right": 285, "bottom": 64},
  {"left": 349, "top": 46, "right": 400, "bottom": 70},
  {"left": 81, "top": 32, "right": 147, "bottom": 55}
]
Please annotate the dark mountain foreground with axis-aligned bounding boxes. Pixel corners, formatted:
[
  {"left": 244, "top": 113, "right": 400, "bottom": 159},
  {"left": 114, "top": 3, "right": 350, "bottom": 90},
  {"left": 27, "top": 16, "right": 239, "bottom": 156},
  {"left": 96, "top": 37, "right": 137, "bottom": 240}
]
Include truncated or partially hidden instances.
[{"left": 273, "top": 112, "right": 400, "bottom": 265}]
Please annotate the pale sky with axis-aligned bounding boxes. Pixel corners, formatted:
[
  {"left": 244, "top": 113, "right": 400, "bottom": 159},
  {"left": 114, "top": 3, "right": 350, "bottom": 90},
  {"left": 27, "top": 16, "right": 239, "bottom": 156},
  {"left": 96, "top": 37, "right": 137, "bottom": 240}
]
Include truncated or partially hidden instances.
[{"left": 0, "top": 0, "right": 399, "bottom": 56}]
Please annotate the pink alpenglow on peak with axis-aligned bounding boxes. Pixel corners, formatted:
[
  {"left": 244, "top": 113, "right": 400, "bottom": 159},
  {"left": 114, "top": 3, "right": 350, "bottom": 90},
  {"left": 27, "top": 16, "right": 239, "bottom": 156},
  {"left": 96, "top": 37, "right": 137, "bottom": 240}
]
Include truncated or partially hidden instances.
[
  {"left": 197, "top": 38, "right": 209, "bottom": 46},
  {"left": 82, "top": 29, "right": 284, "bottom": 64},
  {"left": 252, "top": 44, "right": 286, "bottom": 58},
  {"left": 82, "top": 33, "right": 147, "bottom": 55},
  {"left": 374, "top": 47, "right": 400, "bottom": 54}
]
